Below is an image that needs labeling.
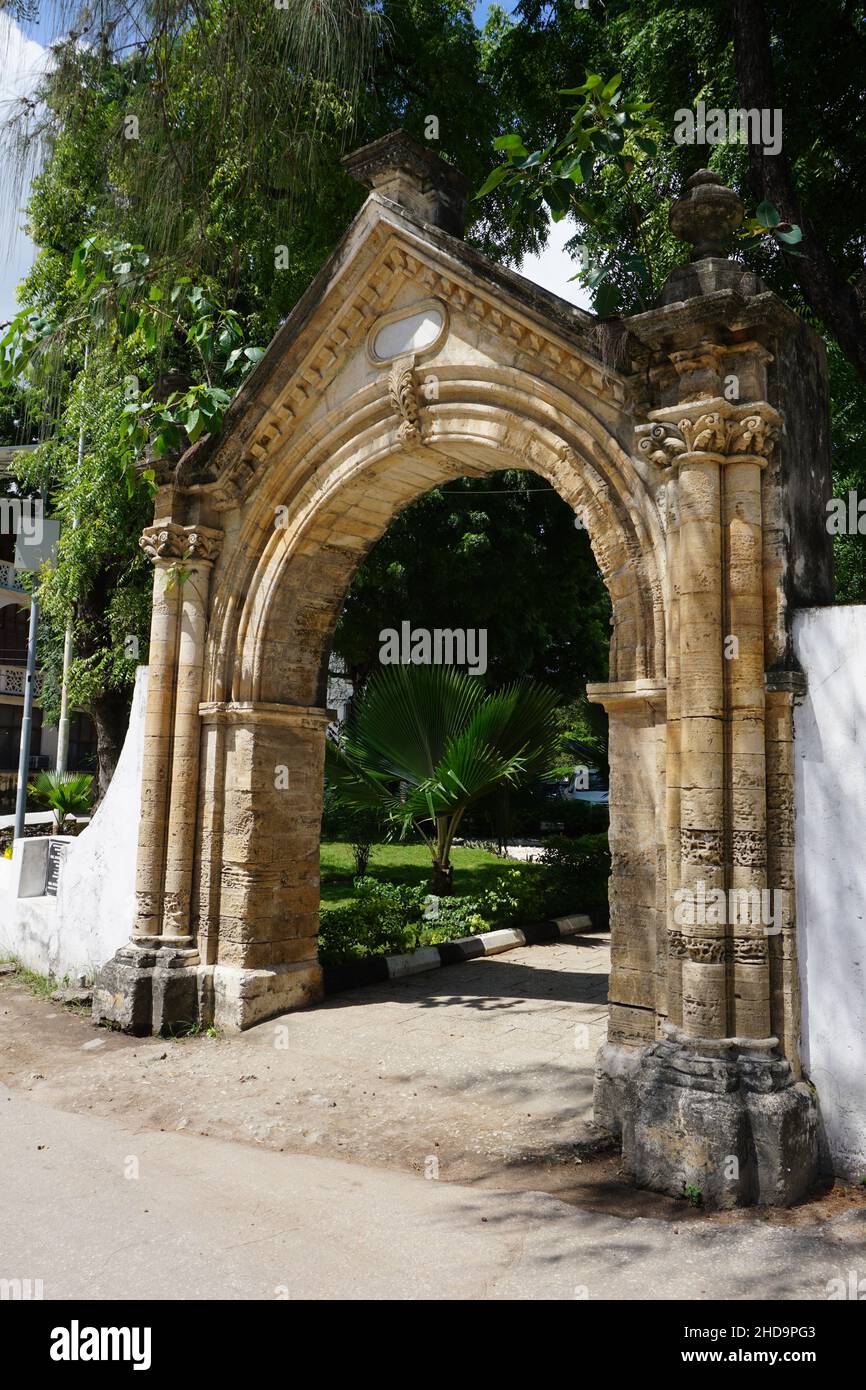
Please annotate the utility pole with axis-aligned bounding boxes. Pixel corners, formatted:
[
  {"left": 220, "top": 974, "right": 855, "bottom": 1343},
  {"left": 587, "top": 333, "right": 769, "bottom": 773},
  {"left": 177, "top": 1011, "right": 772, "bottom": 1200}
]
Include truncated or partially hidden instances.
[
  {"left": 13, "top": 589, "right": 38, "bottom": 841},
  {"left": 56, "top": 342, "right": 86, "bottom": 773},
  {"left": 56, "top": 620, "right": 73, "bottom": 772}
]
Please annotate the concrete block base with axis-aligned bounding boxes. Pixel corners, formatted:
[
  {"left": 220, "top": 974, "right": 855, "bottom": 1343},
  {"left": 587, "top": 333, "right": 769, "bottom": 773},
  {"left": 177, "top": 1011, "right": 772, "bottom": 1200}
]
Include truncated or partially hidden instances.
[
  {"left": 91, "top": 946, "right": 157, "bottom": 1034},
  {"left": 211, "top": 960, "right": 323, "bottom": 1032},
  {"left": 595, "top": 1027, "right": 820, "bottom": 1208},
  {"left": 93, "top": 948, "right": 322, "bottom": 1034}
]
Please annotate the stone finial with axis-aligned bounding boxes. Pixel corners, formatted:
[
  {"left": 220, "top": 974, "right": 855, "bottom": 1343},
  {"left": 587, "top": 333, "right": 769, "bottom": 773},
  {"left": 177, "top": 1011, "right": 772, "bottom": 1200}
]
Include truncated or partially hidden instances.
[
  {"left": 669, "top": 169, "right": 744, "bottom": 260},
  {"left": 342, "top": 129, "right": 469, "bottom": 237}
]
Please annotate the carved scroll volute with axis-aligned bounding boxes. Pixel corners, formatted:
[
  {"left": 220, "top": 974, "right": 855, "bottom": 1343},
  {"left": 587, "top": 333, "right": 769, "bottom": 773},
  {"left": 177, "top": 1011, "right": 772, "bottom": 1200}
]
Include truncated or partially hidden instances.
[
  {"left": 388, "top": 354, "right": 424, "bottom": 447},
  {"left": 726, "top": 412, "right": 779, "bottom": 459},
  {"left": 635, "top": 421, "right": 687, "bottom": 468},
  {"left": 639, "top": 401, "right": 783, "bottom": 468},
  {"left": 139, "top": 522, "right": 223, "bottom": 568}
]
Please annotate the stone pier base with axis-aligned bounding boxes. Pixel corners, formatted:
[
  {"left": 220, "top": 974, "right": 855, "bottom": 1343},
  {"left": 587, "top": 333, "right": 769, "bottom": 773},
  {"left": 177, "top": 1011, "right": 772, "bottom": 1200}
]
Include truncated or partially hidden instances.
[
  {"left": 92, "top": 947, "right": 323, "bottom": 1035},
  {"left": 595, "top": 1028, "right": 819, "bottom": 1208}
]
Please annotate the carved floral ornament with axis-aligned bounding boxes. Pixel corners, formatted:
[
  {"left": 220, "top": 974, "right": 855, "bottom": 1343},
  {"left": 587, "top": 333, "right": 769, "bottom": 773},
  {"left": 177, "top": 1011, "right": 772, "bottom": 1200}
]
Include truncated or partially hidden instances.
[
  {"left": 667, "top": 929, "right": 769, "bottom": 964},
  {"left": 139, "top": 522, "right": 223, "bottom": 566},
  {"left": 635, "top": 401, "right": 782, "bottom": 468},
  {"left": 388, "top": 356, "right": 425, "bottom": 447}
]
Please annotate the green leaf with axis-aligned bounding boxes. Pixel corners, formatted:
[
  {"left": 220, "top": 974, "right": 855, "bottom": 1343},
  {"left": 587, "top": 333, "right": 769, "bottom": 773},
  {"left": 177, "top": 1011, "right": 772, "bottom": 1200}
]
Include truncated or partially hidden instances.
[
  {"left": 184, "top": 409, "right": 203, "bottom": 442},
  {"left": 578, "top": 151, "right": 595, "bottom": 184},
  {"left": 775, "top": 224, "right": 803, "bottom": 244},
  {"left": 560, "top": 154, "right": 585, "bottom": 182},
  {"left": 492, "top": 133, "right": 527, "bottom": 153},
  {"left": 543, "top": 181, "right": 573, "bottom": 222},
  {"left": 594, "top": 281, "right": 620, "bottom": 317},
  {"left": 602, "top": 73, "right": 622, "bottom": 100},
  {"left": 474, "top": 164, "right": 512, "bottom": 199},
  {"left": 756, "top": 200, "right": 781, "bottom": 228},
  {"left": 71, "top": 245, "right": 86, "bottom": 286}
]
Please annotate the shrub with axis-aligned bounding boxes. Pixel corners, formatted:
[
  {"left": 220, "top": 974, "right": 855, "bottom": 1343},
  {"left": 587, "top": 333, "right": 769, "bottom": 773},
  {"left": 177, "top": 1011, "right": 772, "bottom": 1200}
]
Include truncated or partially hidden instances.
[
  {"left": 538, "top": 833, "right": 611, "bottom": 912},
  {"left": 317, "top": 877, "right": 427, "bottom": 965},
  {"left": 26, "top": 770, "right": 94, "bottom": 833},
  {"left": 421, "top": 894, "right": 492, "bottom": 942},
  {"left": 316, "top": 835, "right": 612, "bottom": 967}
]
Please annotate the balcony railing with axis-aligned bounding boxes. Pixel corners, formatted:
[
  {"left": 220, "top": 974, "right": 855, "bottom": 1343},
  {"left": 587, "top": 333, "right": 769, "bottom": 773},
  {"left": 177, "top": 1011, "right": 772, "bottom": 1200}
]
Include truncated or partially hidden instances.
[
  {"left": 0, "top": 662, "right": 43, "bottom": 697},
  {"left": 0, "top": 561, "right": 28, "bottom": 595}
]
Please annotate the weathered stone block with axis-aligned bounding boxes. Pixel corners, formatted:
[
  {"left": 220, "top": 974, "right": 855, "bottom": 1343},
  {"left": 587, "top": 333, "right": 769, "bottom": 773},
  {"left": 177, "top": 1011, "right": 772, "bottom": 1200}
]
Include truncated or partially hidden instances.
[{"left": 607, "top": 1032, "right": 819, "bottom": 1208}]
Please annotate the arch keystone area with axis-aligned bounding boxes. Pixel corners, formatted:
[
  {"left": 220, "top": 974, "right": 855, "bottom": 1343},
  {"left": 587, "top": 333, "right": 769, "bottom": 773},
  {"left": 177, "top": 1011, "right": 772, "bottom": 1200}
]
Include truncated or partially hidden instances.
[{"left": 93, "top": 139, "right": 833, "bottom": 1207}]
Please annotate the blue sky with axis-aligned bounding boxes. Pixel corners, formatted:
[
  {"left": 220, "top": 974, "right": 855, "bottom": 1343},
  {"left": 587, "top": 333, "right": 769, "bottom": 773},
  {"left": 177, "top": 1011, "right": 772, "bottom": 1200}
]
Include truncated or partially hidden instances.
[{"left": 474, "top": 1, "right": 523, "bottom": 22}]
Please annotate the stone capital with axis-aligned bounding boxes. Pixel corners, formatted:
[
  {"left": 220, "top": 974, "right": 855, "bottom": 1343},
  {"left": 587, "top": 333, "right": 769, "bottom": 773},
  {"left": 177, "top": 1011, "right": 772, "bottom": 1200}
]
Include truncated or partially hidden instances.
[
  {"left": 140, "top": 522, "right": 224, "bottom": 568},
  {"left": 637, "top": 399, "right": 783, "bottom": 468}
]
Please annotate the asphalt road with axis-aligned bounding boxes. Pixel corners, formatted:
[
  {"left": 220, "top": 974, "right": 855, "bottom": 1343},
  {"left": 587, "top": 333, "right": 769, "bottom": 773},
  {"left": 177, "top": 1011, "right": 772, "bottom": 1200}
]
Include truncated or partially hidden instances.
[{"left": 2, "top": 1082, "right": 865, "bottom": 1301}]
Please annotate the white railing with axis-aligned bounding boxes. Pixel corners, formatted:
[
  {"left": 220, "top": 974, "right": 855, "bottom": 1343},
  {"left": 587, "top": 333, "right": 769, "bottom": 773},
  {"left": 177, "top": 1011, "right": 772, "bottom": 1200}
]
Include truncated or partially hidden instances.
[
  {"left": 0, "top": 663, "right": 43, "bottom": 697},
  {"left": 0, "top": 561, "right": 27, "bottom": 595}
]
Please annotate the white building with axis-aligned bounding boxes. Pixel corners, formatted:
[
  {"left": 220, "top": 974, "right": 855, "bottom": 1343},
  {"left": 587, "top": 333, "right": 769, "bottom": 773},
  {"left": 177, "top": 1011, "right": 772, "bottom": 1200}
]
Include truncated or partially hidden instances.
[{"left": 0, "top": 445, "right": 96, "bottom": 809}]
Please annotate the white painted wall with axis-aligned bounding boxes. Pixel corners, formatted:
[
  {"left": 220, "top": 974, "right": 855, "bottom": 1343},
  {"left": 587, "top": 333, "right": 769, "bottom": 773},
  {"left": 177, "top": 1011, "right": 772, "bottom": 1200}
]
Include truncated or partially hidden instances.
[
  {"left": 0, "top": 667, "right": 146, "bottom": 980},
  {"left": 794, "top": 606, "right": 866, "bottom": 1178}
]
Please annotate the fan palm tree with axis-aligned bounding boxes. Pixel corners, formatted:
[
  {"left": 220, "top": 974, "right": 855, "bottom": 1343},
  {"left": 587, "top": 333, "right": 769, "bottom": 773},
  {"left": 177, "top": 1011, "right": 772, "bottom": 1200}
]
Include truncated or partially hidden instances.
[
  {"left": 325, "top": 665, "right": 564, "bottom": 894},
  {"left": 27, "top": 770, "right": 94, "bottom": 834}
]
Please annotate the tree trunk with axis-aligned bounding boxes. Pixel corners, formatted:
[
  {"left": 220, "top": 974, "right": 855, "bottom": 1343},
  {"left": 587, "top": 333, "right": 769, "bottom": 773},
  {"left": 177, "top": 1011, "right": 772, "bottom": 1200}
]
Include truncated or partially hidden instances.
[
  {"left": 88, "top": 691, "right": 130, "bottom": 807},
  {"left": 431, "top": 860, "right": 454, "bottom": 896},
  {"left": 731, "top": 0, "right": 866, "bottom": 385}
]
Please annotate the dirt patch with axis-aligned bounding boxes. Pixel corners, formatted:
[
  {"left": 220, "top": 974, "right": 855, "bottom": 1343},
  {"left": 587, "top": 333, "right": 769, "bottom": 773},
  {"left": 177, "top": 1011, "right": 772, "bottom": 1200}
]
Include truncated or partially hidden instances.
[{"left": 2, "top": 971, "right": 863, "bottom": 1227}]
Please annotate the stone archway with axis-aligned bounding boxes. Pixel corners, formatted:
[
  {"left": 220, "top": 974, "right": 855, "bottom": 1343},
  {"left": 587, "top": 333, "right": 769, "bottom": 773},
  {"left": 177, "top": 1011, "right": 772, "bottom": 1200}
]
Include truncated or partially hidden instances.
[{"left": 94, "top": 135, "right": 833, "bottom": 1207}]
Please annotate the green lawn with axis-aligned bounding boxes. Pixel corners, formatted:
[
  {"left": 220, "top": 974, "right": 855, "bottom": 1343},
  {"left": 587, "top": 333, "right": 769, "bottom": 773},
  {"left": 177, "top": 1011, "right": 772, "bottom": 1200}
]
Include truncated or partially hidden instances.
[{"left": 319, "top": 839, "right": 543, "bottom": 907}]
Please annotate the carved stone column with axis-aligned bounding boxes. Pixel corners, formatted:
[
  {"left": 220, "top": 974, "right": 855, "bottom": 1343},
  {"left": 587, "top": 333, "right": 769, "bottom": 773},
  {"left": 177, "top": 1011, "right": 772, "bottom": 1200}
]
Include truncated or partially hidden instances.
[
  {"left": 594, "top": 169, "right": 821, "bottom": 1207},
  {"left": 723, "top": 439, "right": 775, "bottom": 1039},
  {"left": 160, "top": 527, "right": 222, "bottom": 941},
  {"left": 93, "top": 519, "right": 222, "bottom": 1035},
  {"left": 643, "top": 400, "right": 781, "bottom": 1040},
  {"left": 676, "top": 434, "right": 727, "bottom": 1038},
  {"left": 130, "top": 531, "right": 182, "bottom": 943}
]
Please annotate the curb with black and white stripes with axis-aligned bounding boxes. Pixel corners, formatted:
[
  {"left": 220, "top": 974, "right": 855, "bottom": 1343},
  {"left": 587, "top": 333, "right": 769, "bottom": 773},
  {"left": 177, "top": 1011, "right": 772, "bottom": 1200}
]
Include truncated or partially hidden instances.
[{"left": 322, "top": 909, "right": 608, "bottom": 994}]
